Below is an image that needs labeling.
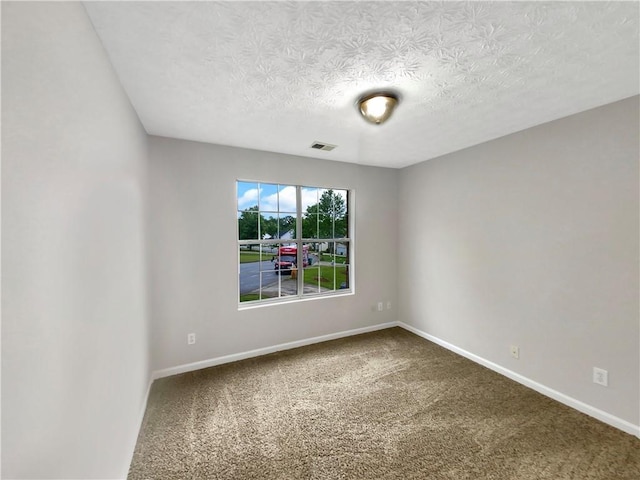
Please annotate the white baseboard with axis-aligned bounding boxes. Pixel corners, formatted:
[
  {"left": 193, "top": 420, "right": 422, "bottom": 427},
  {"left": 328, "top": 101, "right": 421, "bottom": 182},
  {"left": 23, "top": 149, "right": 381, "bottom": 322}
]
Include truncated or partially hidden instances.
[
  {"left": 144, "top": 320, "right": 638, "bottom": 439},
  {"left": 152, "top": 322, "right": 399, "bottom": 380},
  {"left": 398, "top": 321, "right": 640, "bottom": 439},
  {"left": 122, "top": 376, "right": 154, "bottom": 480}
]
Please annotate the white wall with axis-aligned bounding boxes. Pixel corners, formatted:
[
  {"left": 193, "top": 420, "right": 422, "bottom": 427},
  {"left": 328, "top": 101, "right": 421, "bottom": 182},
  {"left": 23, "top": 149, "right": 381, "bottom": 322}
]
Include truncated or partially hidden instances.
[
  {"left": 148, "top": 137, "right": 398, "bottom": 372},
  {"left": 398, "top": 97, "right": 640, "bottom": 429},
  {"left": 2, "top": 3, "right": 150, "bottom": 478}
]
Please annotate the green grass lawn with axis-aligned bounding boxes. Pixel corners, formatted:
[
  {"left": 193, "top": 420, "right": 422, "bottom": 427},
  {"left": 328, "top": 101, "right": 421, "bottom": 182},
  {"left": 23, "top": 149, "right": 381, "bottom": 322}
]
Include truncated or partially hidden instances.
[
  {"left": 239, "top": 293, "right": 261, "bottom": 302},
  {"left": 303, "top": 265, "right": 348, "bottom": 291},
  {"left": 240, "top": 292, "right": 279, "bottom": 303},
  {"left": 239, "top": 251, "right": 265, "bottom": 263},
  {"left": 319, "top": 253, "right": 347, "bottom": 264},
  {"left": 242, "top": 251, "right": 346, "bottom": 265}
]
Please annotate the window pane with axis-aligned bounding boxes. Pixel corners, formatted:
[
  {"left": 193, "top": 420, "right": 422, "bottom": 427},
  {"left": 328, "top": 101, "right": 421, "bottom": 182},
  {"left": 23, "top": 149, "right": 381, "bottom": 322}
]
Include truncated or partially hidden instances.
[
  {"left": 307, "top": 242, "right": 321, "bottom": 260},
  {"left": 239, "top": 245, "right": 262, "bottom": 303},
  {"left": 260, "top": 213, "right": 278, "bottom": 240},
  {"left": 301, "top": 186, "right": 319, "bottom": 213},
  {"left": 334, "top": 216, "right": 347, "bottom": 238},
  {"left": 333, "top": 189, "right": 348, "bottom": 238},
  {"left": 273, "top": 244, "right": 300, "bottom": 298},
  {"left": 237, "top": 181, "right": 259, "bottom": 211},
  {"left": 336, "top": 242, "right": 349, "bottom": 264},
  {"left": 303, "top": 266, "right": 322, "bottom": 294},
  {"left": 318, "top": 212, "right": 331, "bottom": 239},
  {"left": 259, "top": 271, "right": 279, "bottom": 300},
  {"left": 259, "top": 183, "right": 278, "bottom": 212},
  {"left": 238, "top": 210, "right": 259, "bottom": 240},
  {"left": 274, "top": 244, "right": 296, "bottom": 275},
  {"left": 335, "top": 265, "right": 349, "bottom": 290},
  {"left": 278, "top": 184, "right": 297, "bottom": 214},
  {"left": 278, "top": 214, "right": 296, "bottom": 240},
  {"left": 333, "top": 189, "right": 348, "bottom": 214},
  {"left": 303, "top": 213, "right": 319, "bottom": 239}
]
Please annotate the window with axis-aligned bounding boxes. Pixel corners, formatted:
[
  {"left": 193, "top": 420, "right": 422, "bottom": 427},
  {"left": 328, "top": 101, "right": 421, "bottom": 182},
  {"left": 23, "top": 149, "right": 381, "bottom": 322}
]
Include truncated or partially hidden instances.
[{"left": 237, "top": 181, "right": 351, "bottom": 305}]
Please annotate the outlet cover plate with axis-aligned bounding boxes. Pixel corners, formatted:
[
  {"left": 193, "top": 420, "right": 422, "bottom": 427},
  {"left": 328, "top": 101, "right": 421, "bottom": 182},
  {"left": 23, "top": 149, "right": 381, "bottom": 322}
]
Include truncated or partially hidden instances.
[
  {"left": 593, "top": 367, "right": 608, "bottom": 386},
  {"left": 510, "top": 345, "right": 520, "bottom": 359}
]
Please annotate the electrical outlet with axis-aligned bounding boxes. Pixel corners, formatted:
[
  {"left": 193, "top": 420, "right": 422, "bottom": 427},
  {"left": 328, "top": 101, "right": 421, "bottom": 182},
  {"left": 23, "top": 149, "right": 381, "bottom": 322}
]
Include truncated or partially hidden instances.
[
  {"left": 187, "top": 333, "right": 196, "bottom": 345},
  {"left": 593, "top": 367, "right": 608, "bottom": 387},
  {"left": 510, "top": 345, "right": 519, "bottom": 359},
  {"left": 387, "top": 301, "right": 392, "bottom": 310},
  {"left": 377, "top": 302, "right": 384, "bottom": 312}
]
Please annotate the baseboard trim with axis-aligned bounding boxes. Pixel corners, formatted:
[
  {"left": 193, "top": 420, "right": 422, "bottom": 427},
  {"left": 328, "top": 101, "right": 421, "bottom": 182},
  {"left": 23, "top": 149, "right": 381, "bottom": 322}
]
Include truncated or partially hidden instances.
[
  {"left": 398, "top": 321, "right": 640, "bottom": 438},
  {"left": 152, "top": 322, "right": 399, "bottom": 380},
  {"left": 122, "top": 376, "right": 154, "bottom": 480},
  {"left": 146, "top": 320, "right": 638, "bottom": 439}
]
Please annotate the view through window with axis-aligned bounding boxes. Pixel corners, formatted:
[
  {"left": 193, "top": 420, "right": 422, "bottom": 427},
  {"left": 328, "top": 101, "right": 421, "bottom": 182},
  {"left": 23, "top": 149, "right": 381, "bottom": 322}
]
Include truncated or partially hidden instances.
[{"left": 237, "top": 181, "right": 351, "bottom": 305}]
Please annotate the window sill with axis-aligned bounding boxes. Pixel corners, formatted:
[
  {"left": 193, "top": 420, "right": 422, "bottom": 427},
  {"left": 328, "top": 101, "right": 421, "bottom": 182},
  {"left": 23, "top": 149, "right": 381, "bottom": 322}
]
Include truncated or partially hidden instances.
[{"left": 238, "top": 289, "right": 354, "bottom": 311}]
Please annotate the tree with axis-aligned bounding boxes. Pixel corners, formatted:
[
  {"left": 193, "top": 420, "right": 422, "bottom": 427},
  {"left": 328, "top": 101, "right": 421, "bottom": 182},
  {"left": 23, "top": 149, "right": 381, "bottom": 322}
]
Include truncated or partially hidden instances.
[
  {"left": 302, "top": 203, "right": 319, "bottom": 239},
  {"left": 261, "top": 216, "right": 278, "bottom": 239},
  {"left": 239, "top": 207, "right": 297, "bottom": 251},
  {"left": 241, "top": 191, "right": 346, "bottom": 252},
  {"left": 261, "top": 215, "right": 296, "bottom": 239},
  {"left": 238, "top": 205, "right": 259, "bottom": 249},
  {"left": 278, "top": 215, "right": 296, "bottom": 237}
]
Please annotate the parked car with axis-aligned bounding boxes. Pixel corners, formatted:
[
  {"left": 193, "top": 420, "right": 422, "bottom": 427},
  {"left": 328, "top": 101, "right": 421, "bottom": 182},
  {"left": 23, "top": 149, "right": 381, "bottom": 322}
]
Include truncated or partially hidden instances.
[
  {"left": 273, "top": 245, "right": 309, "bottom": 275},
  {"left": 274, "top": 253, "right": 297, "bottom": 275}
]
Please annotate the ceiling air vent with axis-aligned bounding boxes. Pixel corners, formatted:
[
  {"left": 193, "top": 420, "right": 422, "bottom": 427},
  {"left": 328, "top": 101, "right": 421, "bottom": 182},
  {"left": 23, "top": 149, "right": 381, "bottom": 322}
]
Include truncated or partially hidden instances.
[{"left": 310, "top": 141, "right": 337, "bottom": 152}]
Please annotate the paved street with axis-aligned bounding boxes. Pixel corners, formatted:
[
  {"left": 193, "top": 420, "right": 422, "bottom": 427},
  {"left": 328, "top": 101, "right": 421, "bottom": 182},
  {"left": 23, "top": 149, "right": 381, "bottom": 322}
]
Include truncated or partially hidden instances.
[
  {"left": 240, "top": 260, "right": 331, "bottom": 296},
  {"left": 239, "top": 260, "right": 279, "bottom": 294}
]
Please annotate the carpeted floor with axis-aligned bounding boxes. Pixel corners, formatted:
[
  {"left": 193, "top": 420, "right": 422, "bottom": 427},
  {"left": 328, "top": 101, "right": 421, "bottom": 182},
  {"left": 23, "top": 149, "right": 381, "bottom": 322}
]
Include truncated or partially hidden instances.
[{"left": 128, "top": 327, "right": 640, "bottom": 479}]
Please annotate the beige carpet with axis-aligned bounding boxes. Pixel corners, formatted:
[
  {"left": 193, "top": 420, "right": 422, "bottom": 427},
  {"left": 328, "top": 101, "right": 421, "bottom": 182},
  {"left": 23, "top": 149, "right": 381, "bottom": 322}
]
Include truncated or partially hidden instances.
[{"left": 128, "top": 327, "right": 640, "bottom": 479}]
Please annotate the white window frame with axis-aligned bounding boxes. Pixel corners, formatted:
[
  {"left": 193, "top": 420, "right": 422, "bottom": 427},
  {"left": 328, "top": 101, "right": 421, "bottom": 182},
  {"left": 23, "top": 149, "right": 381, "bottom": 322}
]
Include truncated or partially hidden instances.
[{"left": 237, "top": 181, "right": 353, "bottom": 307}]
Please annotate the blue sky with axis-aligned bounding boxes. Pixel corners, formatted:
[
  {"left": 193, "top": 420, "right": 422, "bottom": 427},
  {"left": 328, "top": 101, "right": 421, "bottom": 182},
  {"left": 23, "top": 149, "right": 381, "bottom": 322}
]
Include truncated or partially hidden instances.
[{"left": 237, "top": 182, "right": 346, "bottom": 215}]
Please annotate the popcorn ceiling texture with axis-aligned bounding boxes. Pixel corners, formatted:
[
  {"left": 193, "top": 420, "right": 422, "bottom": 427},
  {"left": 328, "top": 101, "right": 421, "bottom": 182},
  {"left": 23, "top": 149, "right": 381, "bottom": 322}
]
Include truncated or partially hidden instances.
[{"left": 84, "top": 1, "right": 639, "bottom": 167}]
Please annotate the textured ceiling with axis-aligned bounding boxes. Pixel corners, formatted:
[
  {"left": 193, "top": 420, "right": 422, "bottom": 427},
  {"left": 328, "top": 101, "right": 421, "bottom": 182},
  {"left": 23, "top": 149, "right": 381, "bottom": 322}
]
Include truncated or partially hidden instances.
[{"left": 84, "top": 1, "right": 639, "bottom": 168}]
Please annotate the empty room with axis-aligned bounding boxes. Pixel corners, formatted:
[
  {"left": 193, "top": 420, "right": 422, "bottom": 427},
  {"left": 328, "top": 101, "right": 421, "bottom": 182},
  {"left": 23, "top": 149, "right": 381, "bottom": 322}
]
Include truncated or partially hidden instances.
[{"left": 2, "top": 1, "right": 639, "bottom": 479}]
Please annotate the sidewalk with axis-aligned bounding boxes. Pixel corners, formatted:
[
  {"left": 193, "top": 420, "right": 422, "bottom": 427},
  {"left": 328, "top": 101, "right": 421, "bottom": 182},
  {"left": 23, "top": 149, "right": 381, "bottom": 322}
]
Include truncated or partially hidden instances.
[{"left": 259, "top": 275, "right": 328, "bottom": 296}]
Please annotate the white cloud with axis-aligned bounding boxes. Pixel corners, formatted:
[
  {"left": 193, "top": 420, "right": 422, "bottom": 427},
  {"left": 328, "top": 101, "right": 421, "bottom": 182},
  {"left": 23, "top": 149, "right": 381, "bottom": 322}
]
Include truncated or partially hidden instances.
[
  {"left": 259, "top": 185, "right": 296, "bottom": 213},
  {"left": 237, "top": 188, "right": 259, "bottom": 210},
  {"left": 301, "top": 187, "right": 319, "bottom": 211}
]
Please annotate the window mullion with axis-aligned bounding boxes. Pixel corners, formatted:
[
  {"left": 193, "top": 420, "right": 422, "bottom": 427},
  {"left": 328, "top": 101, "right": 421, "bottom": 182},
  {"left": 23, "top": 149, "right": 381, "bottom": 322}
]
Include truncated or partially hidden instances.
[{"left": 296, "top": 186, "right": 303, "bottom": 297}]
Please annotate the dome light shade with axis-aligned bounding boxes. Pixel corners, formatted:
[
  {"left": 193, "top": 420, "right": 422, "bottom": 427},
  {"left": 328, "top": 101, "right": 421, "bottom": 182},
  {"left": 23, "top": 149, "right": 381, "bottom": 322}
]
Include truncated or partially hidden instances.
[{"left": 358, "top": 91, "right": 399, "bottom": 124}]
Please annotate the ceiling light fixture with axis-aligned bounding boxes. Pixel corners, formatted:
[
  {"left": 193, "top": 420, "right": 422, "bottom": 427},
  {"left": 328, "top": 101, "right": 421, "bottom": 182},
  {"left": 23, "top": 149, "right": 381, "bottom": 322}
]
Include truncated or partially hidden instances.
[{"left": 357, "top": 91, "right": 399, "bottom": 125}]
